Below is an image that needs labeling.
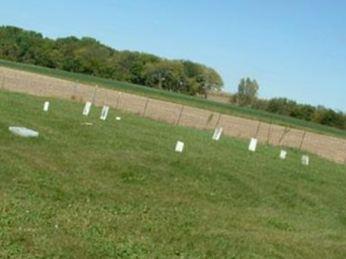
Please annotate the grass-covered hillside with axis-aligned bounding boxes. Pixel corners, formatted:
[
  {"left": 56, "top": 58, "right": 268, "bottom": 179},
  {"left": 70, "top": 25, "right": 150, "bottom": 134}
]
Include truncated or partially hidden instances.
[
  {"left": 0, "top": 90, "right": 345, "bottom": 258},
  {"left": 1, "top": 59, "right": 345, "bottom": 139}
]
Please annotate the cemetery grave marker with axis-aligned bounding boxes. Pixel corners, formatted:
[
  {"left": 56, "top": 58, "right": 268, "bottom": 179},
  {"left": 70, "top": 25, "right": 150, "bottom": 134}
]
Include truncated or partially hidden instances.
[
  {"left": 9, "top": 127, "right": 39, "bottom": 138},
  {"left": 212, "top": 127, "right": 223, "bottom": 141},
  {"left": 248, "top": 138, "right": 258, "bottom": 152},
  {"left": 100, "top": 106, "right": 110, "bottom": 121},
  {"left": 175, "top": 141, "right": 185, "bottom": 153},
  {"left": 43, "top": 101, "right": 50, "bottom": 112},
  {"left": 83, "top": 101, "right": 92, "bottom": 116},
  {"left": 280, "top": 150, "right": 287, "bottom": 160},
  {"left": 301, "top": 155, "right": 310, "bottom": 166}
]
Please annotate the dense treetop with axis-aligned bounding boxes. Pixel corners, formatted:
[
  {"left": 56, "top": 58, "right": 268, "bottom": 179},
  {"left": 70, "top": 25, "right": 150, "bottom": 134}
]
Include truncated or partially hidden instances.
[
  {"left": 0, "top": 26, "right": 345, "bottom": 130},
  {"left": 0, "top": 26, "right": 223, "bottom": 96}
]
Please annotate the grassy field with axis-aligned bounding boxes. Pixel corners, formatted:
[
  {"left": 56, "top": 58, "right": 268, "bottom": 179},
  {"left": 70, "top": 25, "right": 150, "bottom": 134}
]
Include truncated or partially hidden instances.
[
  {"left": 0, "top": 90, "right": 345, "bottom": 258},
  {"left": 1, "top": 59, "right": 345, "bottom": 139}
]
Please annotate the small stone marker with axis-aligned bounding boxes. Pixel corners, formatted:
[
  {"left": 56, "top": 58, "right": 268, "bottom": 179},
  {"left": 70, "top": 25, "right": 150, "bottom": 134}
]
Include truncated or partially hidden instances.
[
  {"left": 83, "top": 101, "right": 92, "bottom": 116},
  {"left": 175, "top": 141, "right": 184, "bottom": 153},
  {"left": 212, "top": 127, "right": 223, "bottom": 141},
  {"left": 100, "top": 106, "right": 109, "bottom": 121},
  {"left": 301, "top": 155, "right": 309, "bottom": 166},
  {"left": 43, "top": 101, "right": 50, "bottom": 112},
  {"left": 280, "top": 150, "right": 287, "bottom": 160},
  {"left": 9, "top": 127, "right": 39, "bottom": 138},
  {"left": 115, "top": 116, "right": 121, "bottom": 121},
  {"left": 248, "top": 138, "right": 258, "bottom": 152}
]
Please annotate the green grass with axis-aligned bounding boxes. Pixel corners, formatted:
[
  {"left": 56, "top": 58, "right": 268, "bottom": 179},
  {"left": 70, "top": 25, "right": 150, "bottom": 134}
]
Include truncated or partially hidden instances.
[
  {"left": 0, "top": 90, "right": 345, "bottom": 258},
  {"left": 1, "top": 59, "right": 345, "bottom": 139}
]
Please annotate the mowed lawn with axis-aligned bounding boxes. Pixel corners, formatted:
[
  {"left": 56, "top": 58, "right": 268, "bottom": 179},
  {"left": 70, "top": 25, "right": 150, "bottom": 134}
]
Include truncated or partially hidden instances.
[{"left": 0, "top": 90, "right": 345, "bottom": 258}]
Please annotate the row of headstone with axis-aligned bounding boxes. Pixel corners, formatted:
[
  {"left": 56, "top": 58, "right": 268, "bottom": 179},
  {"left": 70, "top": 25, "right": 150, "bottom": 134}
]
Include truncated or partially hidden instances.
[
  {"left": 247, "top": 137, "right": 309, "bottom": 166},
  {"left": 83, "top": 102, "right": 114, "bottom": 121},
  {"left": 43, "top": 101, "right": 309, "bottom": 165},
  {"left": 175, "top": 129, "right": 310, "bottom": 166},
  {"left": 44, "top": 101, "right": 121, "bottom": 122}
]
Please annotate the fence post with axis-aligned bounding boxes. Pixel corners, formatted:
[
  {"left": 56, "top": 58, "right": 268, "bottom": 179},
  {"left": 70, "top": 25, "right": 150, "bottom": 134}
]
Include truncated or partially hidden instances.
[
  {"left": 279, "top": 127, "right": 290, "bottom": 146},
  {"left": 299, "top": 131, "right": 307, "bottom": 151},
  {"left": 175, "top": 105, "right": 185, "bottom": 126},
  {"left": 91, "top": 85, "right": 98, "bottom": 104},
  {"left": 143, "top": 98, "right": 150, "bottom": 117},
  {"left": 255, "top": 121, "right": 261, "bottom": 138},
  {"left": 116, "top": 92, "right": 122, "bottom": 109},
  {"left": 266, "top": 123, "right": 272, "bottom": 145},
  {"left": 1, "top": 74, "right": 5, "bottom": 89},
  {"left": 204, "top": 112, "right": 214, "bottom": 129},
  {"left": 214, "top": 113, "right": 222, "bottom": 128},
  {"left": 72, "top": 83, "right": 78, "bottom": 100}
]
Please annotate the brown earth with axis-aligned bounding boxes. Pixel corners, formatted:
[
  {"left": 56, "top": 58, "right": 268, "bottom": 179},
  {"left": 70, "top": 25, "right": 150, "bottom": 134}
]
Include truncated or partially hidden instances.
[{"left": 1, "top": 66, "right": 345, "bottom": 164}]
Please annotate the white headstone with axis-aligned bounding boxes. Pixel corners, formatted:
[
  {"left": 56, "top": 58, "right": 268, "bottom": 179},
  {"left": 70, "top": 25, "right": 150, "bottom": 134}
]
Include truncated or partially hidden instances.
[
  {"left": 43, "top": 101, "right": 50, "bottom": 112},
  {"left": 212, "top": 127, "right": 223, "bottom": 141},
  {"left": 83, "top": 101, "right": 92, "bottom": 116},
  {"left": 248, "top": 138, "right": 258, "bottom": 152},
  {"left": 100, "top": 106, "right": 110, "bottom": 121},
  {"left": 280, "top": 150, "right": 287, "bottom": 160},
  {"left": 9, "top": 127, "right": 39, "bottom": 138},
  {"left": 301, "top": 155, "right": 309, "bottom": 166},
  {"left": 175, "top": 141, "right": 184, "bottom": 153}
]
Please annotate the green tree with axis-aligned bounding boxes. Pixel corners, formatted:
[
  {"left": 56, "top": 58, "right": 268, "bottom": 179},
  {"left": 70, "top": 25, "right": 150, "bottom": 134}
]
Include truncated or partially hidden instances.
[{"left": 235, "top": 77, "right": 259, "bottom": 106}]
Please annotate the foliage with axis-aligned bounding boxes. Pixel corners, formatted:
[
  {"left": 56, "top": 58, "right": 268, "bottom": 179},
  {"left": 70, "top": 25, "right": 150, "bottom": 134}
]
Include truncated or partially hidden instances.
[
  {"left": 233, "top": 77, "right": 259, "bottom": 106},
  {"left": 0, "top": 26, "right": 223, "bottom": 95},
  {"left": 1, "top": 59, "right": 345, "bottom": 138},
  {"left": 0, "top": 91, "right": 345, "bottom": 258},
  {"left": 254, "top": 97, "right": 345, "bottom": 130},
  {"left": 230, "top": 79, "right": 346, "bottom": 130}
]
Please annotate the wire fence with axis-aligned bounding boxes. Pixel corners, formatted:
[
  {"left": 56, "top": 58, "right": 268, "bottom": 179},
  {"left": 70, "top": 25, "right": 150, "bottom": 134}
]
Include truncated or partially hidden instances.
[{"left": 1, "top": 66, "right": 345, "bottom": 164}]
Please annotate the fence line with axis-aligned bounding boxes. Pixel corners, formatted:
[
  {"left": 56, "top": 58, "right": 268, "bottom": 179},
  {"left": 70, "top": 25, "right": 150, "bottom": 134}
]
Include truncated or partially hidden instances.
[{"left": 0, "top": 66, "right": 345, "bottom": 164}]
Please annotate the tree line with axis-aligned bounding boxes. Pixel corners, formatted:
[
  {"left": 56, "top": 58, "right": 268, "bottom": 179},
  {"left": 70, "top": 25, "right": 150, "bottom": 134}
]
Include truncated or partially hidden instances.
[
  {"left": 231, "top": 78, "right": 346, "bottom": 130},
  {"left": 0, "top": 26, "right": 223, "bottom": 96},
  {"left": 0, "top": 26, "right": 344, "bottom": 130}
]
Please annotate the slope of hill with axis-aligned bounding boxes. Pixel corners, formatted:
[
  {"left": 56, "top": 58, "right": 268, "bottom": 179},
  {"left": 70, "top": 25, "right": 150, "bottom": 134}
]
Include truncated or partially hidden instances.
[
  {"left": 0, "top": 90, "right": 345, "bottom": 258},
  {"left": 1, "top": 59, "right": 345, "bottom": 139}
]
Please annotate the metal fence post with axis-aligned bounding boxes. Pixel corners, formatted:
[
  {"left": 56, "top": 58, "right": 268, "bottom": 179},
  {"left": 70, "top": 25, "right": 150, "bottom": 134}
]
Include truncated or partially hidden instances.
[
  {"left": 116, "top": 92, "right": 122, "bottom": 109},
  {"left": 1, "top": 74, "right": 5, "bottom": 89},
  {"left": 278, "top": 127, "right": 290, "bottom": 146},
  {"left": 267, "top": 123, "right": 272, "bottom": 145},
  {"left": 143, "top": 98, "right": 150, "bottom": 117},
  {"left": 214, "top": 113, "right": 222, "bottom": 128},
  {"left": 91, "top": 85, "right": 98, "bottom": 104},
  {"left": 255, "top": 121, "right": 261, "bottom": 138},
  {"left": 299, "top": 131, "right": 307, "bottom": 151},
  {"left": 176, "top": 105, "right": 185, "bottom": 126}
]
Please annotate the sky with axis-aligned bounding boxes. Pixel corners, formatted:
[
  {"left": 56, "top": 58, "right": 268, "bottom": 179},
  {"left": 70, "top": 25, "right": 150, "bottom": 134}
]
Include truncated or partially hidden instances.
[{"left": 0, "top": 0, "right": 345, "bottom": 111}]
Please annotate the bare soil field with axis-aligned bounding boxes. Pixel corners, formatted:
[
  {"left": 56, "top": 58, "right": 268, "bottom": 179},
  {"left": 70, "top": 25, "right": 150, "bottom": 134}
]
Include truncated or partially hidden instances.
[{"left": 1, "top": 66, "right": 345, "bottom": 164}]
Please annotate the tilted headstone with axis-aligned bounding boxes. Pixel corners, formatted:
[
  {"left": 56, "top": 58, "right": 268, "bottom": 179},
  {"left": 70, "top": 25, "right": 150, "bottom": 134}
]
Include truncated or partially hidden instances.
[
  {"left": 9, "top": 127, "right": 39, "bottom": 138},
  {"left": 248, "top": 138, "right": 258, "bottom": 152},
  {"left": 100, "top": 106, "right": 110, "bottom": 121},
  {"left": 83, "top": 101, "right": 92, "bottom": 116},
  {"left": 175, "top": 141, "right": 184, "bottom": 153},
  {"left": 43, "top": 101, "right": 50, "bottom": 112},
  {"left": 212, "top": 127, "right": 223, "bottom": 141},
  {"left": 280, "top": 150, "right": 287, "bottom": 160},
  {"left": 301, "top": 155, "right": 310, "bottom": 166}
]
